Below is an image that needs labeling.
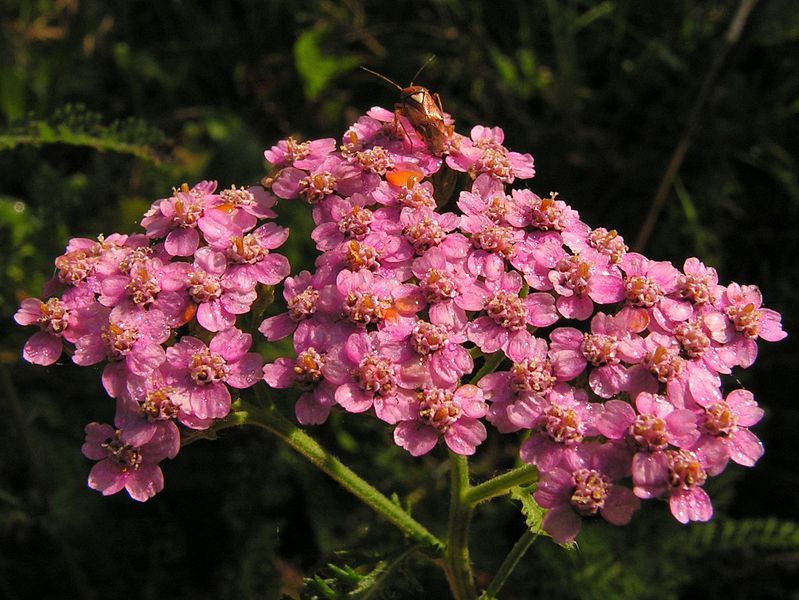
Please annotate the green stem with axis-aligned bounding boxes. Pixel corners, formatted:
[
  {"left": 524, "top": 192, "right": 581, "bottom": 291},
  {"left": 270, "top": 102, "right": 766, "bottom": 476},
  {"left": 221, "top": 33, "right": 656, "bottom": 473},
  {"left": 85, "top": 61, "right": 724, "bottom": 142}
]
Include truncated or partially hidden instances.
[
  {"left": 470, "top": 352, "right": 505, "bottom": 385},
  {"left": 463, "top": 465, "right": 538, "bottom": 506},
  {"left": 480, "top": 530, "right": 537, "bottom": 599},
  {"left": 222, "top": 398, "right": 445, "bottom": 555},
  {"left": 445, "top": 453, "right": 477, "bottom": 599}
]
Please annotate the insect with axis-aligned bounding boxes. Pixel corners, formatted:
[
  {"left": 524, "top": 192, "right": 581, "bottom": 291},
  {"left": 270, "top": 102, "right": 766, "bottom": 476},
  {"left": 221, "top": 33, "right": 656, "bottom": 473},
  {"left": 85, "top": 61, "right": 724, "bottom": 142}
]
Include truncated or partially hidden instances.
[{"left": 361, "top": 60, "right": 453, "bottom": 155}]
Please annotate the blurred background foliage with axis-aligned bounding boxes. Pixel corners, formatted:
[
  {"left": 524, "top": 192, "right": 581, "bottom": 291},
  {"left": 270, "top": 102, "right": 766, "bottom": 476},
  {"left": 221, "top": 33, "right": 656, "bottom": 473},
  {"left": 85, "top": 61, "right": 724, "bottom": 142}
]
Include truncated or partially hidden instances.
[{"left": 1, "top": 0, "right": 798, "bottom": 598}]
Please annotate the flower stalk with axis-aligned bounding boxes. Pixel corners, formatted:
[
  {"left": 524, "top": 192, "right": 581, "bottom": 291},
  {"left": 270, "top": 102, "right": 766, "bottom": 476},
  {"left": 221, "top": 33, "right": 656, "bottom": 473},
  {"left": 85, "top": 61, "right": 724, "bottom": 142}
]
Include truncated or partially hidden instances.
[
  {"left": 480, "top": 529, "right": 538, "bottom": 599},
  {"left": 445, "top": 452, "right": 477, "bottom": 599},
  {"left": 232, "top": 396, "right": 446, "bottom": 555},
  {"left": 464, "top": 464, "right": 538, "bottom": 506}
]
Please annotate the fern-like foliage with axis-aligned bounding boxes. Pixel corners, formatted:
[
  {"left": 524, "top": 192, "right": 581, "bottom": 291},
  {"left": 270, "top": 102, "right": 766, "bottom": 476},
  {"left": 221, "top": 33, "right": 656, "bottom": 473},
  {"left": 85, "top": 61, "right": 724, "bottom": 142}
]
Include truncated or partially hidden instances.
[
  {"left": 0, "top": 104, "right": 168, "bottom": 162},
  {"left": 689, "top": 517, "right": 799, "bottom": 552},
  {"left": 510, "top": 483, "right": 579, "bottom": 550},
  {"left": 301, "top": 547, "right": 423, "bottom": 600},
  {"left": 510, "top": 484, "right": 546, "bottom": 537}
]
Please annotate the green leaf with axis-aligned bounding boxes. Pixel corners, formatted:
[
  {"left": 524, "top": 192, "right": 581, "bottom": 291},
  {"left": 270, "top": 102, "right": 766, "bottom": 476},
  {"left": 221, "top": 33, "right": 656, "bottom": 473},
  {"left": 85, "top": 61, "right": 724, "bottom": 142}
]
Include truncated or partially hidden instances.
[
  {"left": 690, "top": 517, "right": 799, "bottom": 552},
  {"left": 510, "top": 484, "right": 545, "bottom": 535},
  {"left": 300, "top": 547, "right": 420, "bottom": 599},
  {"left": 293, "top": 27, "right": 360, "bottom": 100},
  {"left": 511, "top": 484, "right": 577, "bottom": 550}
]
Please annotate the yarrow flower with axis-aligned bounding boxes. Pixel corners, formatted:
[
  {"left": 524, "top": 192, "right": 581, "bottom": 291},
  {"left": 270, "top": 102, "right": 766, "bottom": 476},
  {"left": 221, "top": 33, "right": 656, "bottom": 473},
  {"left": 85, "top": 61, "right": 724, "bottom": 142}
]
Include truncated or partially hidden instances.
[
  {"left": 17, "top": 90, "right": 784, "bottom": 551},
  {"left": 17, "top": 173, "right": 290, "bottom": 501}
]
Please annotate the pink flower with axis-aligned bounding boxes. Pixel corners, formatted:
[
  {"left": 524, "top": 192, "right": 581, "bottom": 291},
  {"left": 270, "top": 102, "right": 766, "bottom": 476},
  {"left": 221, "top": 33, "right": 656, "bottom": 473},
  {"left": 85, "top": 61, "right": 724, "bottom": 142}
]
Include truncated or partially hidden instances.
[
  {"left": 412, "top": 246, "right": 474, "bottom": 308},
  {"left": 141, "top": 181, "right": 218, "bottom": 257},
  {"left": 314, "top": 230, "right": 414, "bottom": 281},
  {"left": 272, "top": 155, "right": 377, "bottom": 205},
  {"left": 322, "top": 331, "right": 414, "bottom": 422},
  {"left": 457, "top": 174, "right": 530, "bottom": 228},
  {"left": 672, "top": 316, "right": 736, "bottom": 375},
  {"left": 259, "top": 270, "right": 327, "bottom": 341},
  {"left": 311, "top": 195, "right": 375, "bottom": 251},
  {"left": 632, "top": 448, "right": 713, "bottom": 524},
  {"left": 393, "top": 384, "right": 488, "bottom": 456},
  {"left": 466, "top": 270, "right": 558, "bottom": 360},
  {"left": 14, "top": 286, "right": 94, "bottom": 365},
  {"left": 401, "top": 206, "right": 462, "bottom": 256},
  {"left": 165, "top": 327, "right": 263, "bottom": 421},
  {"left": 717, "top": 283, "right": 787, "bottom": 367},
  {"left": 597, "top": 393, "right": 699, "bottom": 452},
  {"left": 95, "top": 252, "right": 190, "bottom": 326},
  {"left": 534, "top": 445, "right": 640, "bottom": 544},
  {"left": 623, "top": 332, "right": 687, "bottom": 399},
  {"left": 203, "top": 220, "right": 290, "bottom": 286},
  {"left": 519, "top": 383, "right": 601, "bottom": 471},
  {"left": 481, "top": 336, "right": 555, "bottom": 433},
  {"left": 345, "top": 145, "right": 396, "bottom": 176},
  {"left": 546, "top": 249, "right": 625, "bottom": 320},
  {"left": 509, "top": 231, "right": 565, "bottom": 290},
  {"left": 562, "top": 226, "right": 628, "bottom": 266},
  {"left": 461, "top": 215, "right": 524, "bottom": 280},
  {"left": 319, "top": 269, "right": 403, "bottom": 328},
  {"left": 524, "top": 191, "right": 582, "bottom": 234},
  {"left": 678, "top": 257, "right": 721, "bottom": 306},
  {"left": 394, "top": 302, "right": 474, "bottom": 388},
  {"left": 372, "top": 177, "right": 437, "bottom": 210},
  {"left": 205, "top": 185, "right": 279, "bottom": 231},
  {"left": 81, "top": 416, "right": 179, "bottom": 502},
  {"left": 625, "top": 332, "right": 724, "bottom": 409},
  {"left": 50, "top": 237, "right": 102, "bottom": 289},
  {"left": 265, "top": 137, "right": 336, "bottom": 169},
  {"left": 262, "top": 321, "right": 354, "bottom": 425},
  {"left": 72, "top": 305, "right": 170, "bottom": 397},
  {"left": 619, "top": 252, "right": 692, "bottom": 332},
  {"left": 185, "top": 247, "right": 259, "bottom": 332},
  {"left": 690, "top": 389, "right": 764, "bottom": 475},
  {"left": 548, "top": 312, "right": 643, "bottom": 398},
  {"left": 446, "top": 125, "right": 534, "bottom": 183},
  {"left": 122, "top": 366, "right": 211, "bottom": 432},
  {"left": 69, "top": 233, "right": 150, "bottom": 296}
]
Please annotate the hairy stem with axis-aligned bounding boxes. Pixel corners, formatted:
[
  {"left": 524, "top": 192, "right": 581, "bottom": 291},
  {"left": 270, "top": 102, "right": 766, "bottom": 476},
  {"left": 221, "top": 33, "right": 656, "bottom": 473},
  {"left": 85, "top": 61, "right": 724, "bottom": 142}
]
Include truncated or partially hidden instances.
[
  {"left": 217, "top": 397, "right": 445, "bottom": 555},
  {"left": 464, "top": 464, "right": 538, "bottom": 506},
  {"left": 445, "top": 453, "right": 477, "bottom": 599}
]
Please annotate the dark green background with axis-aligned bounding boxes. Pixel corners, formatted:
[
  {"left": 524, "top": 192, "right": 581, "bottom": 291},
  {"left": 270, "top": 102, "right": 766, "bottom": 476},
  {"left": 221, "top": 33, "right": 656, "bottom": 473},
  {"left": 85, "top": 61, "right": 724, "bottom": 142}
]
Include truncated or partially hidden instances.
[{"left": 1, "top": 1, "right": 797, "bottom": 598}]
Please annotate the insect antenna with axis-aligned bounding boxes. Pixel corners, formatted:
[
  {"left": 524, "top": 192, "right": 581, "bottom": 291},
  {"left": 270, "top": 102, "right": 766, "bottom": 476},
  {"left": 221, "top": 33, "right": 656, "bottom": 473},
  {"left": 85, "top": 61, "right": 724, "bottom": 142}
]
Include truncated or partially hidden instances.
[
  {"left": 360, "top": 66, "right": 403, "bottom": 91},
  {"left": 410, "top": 54, "right": 437, "bottom": 85}
]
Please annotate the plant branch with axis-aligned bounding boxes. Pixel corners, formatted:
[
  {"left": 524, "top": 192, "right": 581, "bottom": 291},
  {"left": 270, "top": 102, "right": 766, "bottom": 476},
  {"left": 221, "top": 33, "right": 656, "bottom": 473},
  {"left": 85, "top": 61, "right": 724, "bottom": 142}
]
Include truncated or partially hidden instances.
[
  {"left": 480, "top": 529, "right": 538, "bottom": 599},
  {"left": 445, "top": 453, "right": 477, "bottom": 599},
  {"left": 217, "top": 397, "right": 445, "bottom": 555},
  {"left": 470, "top": 352, "right": 505, "bottom": 385},
  {"left": 463, "top": 464, "right": 538, "bottom": 506},
  {"left": 633, "top": 0, "right": 761, "bottom": 252}
]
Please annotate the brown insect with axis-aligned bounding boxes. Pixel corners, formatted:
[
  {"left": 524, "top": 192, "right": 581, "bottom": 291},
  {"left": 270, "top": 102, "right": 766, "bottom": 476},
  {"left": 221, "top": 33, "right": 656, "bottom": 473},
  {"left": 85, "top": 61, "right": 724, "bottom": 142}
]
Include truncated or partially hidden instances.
[{"left": 361, "top": 60, "right": 453, "bottom": 155}]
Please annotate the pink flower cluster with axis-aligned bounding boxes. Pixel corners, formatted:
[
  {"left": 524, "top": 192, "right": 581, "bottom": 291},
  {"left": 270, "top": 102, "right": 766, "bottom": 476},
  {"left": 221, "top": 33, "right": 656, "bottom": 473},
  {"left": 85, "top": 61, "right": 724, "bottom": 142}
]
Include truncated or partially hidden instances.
[
  {"left": 258, "top": 106, "right": 785, "bottom": 543},
  {"left": 16, "top": 99, "right": 785, "bottom": 546},
  {"left": 16, "top": 182, "right": 289, "bottom": 501}
]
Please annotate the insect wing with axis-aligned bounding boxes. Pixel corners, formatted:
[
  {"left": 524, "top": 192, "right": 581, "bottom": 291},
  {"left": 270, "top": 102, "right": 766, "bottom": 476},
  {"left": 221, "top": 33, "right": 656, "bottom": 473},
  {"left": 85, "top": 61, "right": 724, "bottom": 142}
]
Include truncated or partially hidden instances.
[{"left": 399, "top": 86, "right": 449, "bottom": 154}]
